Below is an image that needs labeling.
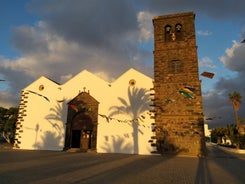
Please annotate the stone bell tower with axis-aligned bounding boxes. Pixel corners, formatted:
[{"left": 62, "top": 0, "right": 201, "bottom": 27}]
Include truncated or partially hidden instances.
[{"left": 152, "top": 12, "right": 205, "bottom": 156}]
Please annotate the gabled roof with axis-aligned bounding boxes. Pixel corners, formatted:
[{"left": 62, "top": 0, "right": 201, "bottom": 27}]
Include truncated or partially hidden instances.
[
  {"left": 111, "top": 68, "right": 153, "bottom": 88},
  {"left": 23, "top": 68, "right": 152, "bottom": 92},
  {"left": 113, "top": 68, "right": 152, "bottom": 82},
  {"left": 63, "top": 68, "right": 152, "bottom": 86},
  {"left": 61, "top": 69, "right": 109, "bottom": 87},
  {"left": 24, "top": 76, "right": 60, "bottom": 90}
]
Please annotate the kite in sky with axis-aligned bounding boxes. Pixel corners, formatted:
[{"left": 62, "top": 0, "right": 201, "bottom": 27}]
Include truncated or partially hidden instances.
[
  {"left": 27, "top": 90, "right": 50, "bottom": 102},
  {"left": 201, "top": 72, "right": 215, "bottom": 79}
]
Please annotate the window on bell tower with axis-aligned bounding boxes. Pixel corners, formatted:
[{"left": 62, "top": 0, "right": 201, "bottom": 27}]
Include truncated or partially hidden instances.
[
  {"left": 169, "top": 60, "right": 183, "bottom": 73},
  {"left": 175, "top": 23, "right": 183, "bottom": 41},
  {"left": 165, "top": 25, "right": 172, "bottom": 42}
]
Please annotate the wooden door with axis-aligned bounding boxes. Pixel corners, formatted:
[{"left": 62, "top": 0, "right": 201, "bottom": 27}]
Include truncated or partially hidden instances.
[{"left": 80, "top": 130, "right": 90, "bottom": 150}]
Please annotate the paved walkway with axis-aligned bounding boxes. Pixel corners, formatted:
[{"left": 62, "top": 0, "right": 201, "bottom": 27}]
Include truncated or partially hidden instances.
[{"left": 0, "top": 143, "right": 245, "bottom": 184}]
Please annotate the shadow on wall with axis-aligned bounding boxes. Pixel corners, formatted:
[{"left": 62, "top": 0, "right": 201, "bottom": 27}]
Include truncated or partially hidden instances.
[
  {"left": 33, "top": 131, "right": 62, "bottom": 149},
  {"left": 25, "top": 123, "right": 40, "bottom": 147},
  {"left": 156, "top": 127, "right": 192, "bottom": 155},
  {"left": 45, "top": 100, "right": 67, "bottom": 137},
  {"left": 100, "top": 135, "right": 133, "bottom": 153},
  {"left": 108, "top": 87, "right": 151, "bottom": 154},
  {"left": 33, "top": 100, "right": 68, "bottom": 149}
]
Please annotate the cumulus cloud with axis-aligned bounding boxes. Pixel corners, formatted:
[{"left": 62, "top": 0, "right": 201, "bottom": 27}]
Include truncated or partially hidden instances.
[
  {"left": 1, "top": 0, "right": 245, "bottom": 128},
  {"left": 0, "top": 90, "right": 19, "bottom": 108},
  {"left": 220, "top": 41, "right": 245, "bottom": 72},
  {"left": 137, "top": 11, "right": 154, "bottom": 42},
  {"left": 199, "top": 57, "right": 216, "bottom": 69},
  {"left": 0, "top": 0, "right": 154, "bottom": 107},
  {"left": 140, "top": 0, "right": 245, "bottom": 19},
  {"left": 203, "top": 74, "right": 245, "bottom": 128},
  {"left": 203, "top": 39, "right": 245, "bottom": 127},
  {"left": 28, "top": 0, "right": 138, "bottom": 49}
]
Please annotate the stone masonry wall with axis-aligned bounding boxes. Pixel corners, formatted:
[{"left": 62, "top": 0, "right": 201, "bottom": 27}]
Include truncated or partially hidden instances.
[{"left": 153, "top": 12, "right": 205, "bottom": 156}]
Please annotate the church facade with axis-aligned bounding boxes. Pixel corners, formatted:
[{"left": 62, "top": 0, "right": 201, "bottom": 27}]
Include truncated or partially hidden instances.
[
  {"left": 14, "top": 12, "right": 205, "bottom": 156},
  {"left": 14, "top": 69, "right": 156, "bottom": 155}
]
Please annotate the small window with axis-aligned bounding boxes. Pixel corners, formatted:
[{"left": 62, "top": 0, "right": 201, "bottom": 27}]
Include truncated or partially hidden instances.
[
  {"left": 169, "top": 60, "right": 183, "bottom": 73},
  {"left": 175, "top": 23, "right": 183, "bottom": 40},
  {"left": 175, "top": 24, "right": 182, "bottom": 32},
  {"left": 165, "top": 25, "right": 171, "bottom": 33},
  {"left": 165, "top": 25, "right": 172, "bottom": 42}
]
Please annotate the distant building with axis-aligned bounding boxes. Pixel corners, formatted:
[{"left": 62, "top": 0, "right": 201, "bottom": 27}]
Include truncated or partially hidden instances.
[
  {"left": 238, "top": 124, "right": 245, "bottom": 135},
  {"left": 204, "top": 123, "right": 211, "bottom": 140}
]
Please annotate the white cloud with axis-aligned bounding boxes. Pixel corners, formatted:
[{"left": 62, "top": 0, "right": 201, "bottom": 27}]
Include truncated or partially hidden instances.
[
  {"left": 220, "top": 40, "right": 245, "bottom": 72},
  {"left": 0, "top": 7, "right": 153, "bottom": 107},
  {"left": 0, "top": 90, "right": 19, "bottom": 108},
  {"left": 199, "top": 57, "right": 216, "bottom": 69},
  {"left": 137, "top": 11, "right": 154, "bottom": 42},
  {"left": 1, "top": 0, "right": 245, "bottom": 129},
  {"left": 197, "top": 30, "right": 212, "bottom": 36}
]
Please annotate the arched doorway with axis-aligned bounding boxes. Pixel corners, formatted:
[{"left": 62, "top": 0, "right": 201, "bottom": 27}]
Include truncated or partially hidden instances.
[{"left": 64, "top": 91, "right": 99, "bottom": 152}]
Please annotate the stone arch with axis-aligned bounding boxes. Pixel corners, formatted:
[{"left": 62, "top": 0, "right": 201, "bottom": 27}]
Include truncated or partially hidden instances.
[{"left": 64, "top": 92, "right": 99, "bottom": 151}]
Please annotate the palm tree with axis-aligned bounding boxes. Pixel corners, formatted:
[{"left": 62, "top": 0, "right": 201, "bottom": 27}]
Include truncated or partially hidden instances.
[
  {"left": 228, "top": 91, "right": 242, "bottom": 127},
  {"left": 225, "top": 124, "right": 237, "bottom": 146},
  {"left": 211, "top": 127, "right": 225, "bottom": 144}
]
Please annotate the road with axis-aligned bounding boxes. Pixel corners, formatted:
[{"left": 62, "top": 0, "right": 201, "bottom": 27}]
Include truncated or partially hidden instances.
[{"left": 0, "top": 143, "right": 244, "bottom": 184}]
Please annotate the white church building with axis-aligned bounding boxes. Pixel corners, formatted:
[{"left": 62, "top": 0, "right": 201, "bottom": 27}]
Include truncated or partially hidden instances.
[{"left": 14, "top": 68, "right": 156, "bottom": 155}]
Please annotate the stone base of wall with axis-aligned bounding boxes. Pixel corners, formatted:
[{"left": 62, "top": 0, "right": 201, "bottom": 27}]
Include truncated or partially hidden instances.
[{"left": 155, "top": 119, "right": 206, "bottom": 157}]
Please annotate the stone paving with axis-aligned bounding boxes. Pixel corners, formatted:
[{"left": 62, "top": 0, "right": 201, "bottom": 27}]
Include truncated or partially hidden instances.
[{"left": 0, "top": 143, "right": 245, "bottom": 184}]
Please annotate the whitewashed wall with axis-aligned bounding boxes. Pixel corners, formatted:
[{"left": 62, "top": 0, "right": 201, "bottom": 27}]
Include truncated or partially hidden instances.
[
  {"left": 16, "top": 68, "right": 156, "bottom": 155},
  {"left": 17, "top": 77, "right": 66, "bottom": 150}
]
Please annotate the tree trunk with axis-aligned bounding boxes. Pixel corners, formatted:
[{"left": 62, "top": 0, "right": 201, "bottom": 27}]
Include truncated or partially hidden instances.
[
  {"left": 235, "top": 110, "right": 240, "bottom": 127},
  {"left": 2, "top": 132, "right": 11, "bottom": 144}
]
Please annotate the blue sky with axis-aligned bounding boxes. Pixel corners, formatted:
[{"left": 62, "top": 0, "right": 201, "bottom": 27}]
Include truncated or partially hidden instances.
[
  {"left": 195, "top": 15, "right": 241, "bottom": 91},
  {"left": 0, "top": 1, "right": 37, "bottom": 57},
  {"left": 1, "top": 0, "right": 245, "bottom": 128}
]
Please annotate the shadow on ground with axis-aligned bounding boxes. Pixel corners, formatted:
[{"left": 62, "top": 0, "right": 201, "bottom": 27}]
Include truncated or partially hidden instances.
[{"left": 0, "top": 142, "right": 244, "bottom": 184}]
